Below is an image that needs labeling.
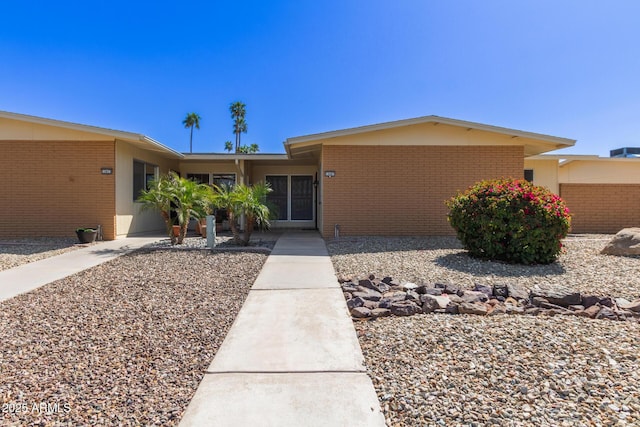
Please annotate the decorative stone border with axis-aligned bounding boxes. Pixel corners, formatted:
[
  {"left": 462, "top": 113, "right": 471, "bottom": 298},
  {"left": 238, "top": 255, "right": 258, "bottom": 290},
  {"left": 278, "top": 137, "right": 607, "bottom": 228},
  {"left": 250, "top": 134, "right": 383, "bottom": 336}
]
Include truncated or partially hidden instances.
[{"left": 341, "top": 274, "right": 640, "bottom": 322}]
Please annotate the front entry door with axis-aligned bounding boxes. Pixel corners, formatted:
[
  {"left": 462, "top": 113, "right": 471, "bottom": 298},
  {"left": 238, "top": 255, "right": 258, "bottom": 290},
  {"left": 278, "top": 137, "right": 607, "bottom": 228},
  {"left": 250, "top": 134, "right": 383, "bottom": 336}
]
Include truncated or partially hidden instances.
[
  {"left": 266, "top": 175, "right": 314, "bottom": 221},
  {"left": 291, "top": 176, "right": 313, "bottom": 220}
]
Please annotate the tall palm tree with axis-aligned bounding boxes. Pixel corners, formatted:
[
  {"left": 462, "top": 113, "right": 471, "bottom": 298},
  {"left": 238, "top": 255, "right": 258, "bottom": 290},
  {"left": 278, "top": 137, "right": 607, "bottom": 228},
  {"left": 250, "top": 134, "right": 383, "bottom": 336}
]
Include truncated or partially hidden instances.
[
  {"left": 182, "top": 112, "right": 201, "bottom": 153},
  {"left": 229, "top": 102, "right": 247, "bottom": 152}
]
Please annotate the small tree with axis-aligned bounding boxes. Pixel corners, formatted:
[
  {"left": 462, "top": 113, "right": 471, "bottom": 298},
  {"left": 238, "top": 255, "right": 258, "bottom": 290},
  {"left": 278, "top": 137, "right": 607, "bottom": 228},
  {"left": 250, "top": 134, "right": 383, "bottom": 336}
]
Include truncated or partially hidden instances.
[
  {"left": 137, "top": 172, "right": 214, "bottom": 245},
  {"left": 446, "top": 178, "right": 571, "bottom": 264},
  {"left": 137, "top": 174, "right": 178, "bottom": 245},
  {"left": 172, "top": 176, "right": 215, "bottom": 243},
  {"left": 214, "top": 182, "right": 272, "bottom": 245}
]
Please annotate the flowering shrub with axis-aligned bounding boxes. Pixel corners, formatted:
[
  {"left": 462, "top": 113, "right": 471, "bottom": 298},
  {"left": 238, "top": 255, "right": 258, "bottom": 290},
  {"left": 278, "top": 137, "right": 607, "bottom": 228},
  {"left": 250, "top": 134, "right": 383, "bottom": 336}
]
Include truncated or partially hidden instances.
[{"left": 446, "top": 178, "right": 571, "bottom": 264}]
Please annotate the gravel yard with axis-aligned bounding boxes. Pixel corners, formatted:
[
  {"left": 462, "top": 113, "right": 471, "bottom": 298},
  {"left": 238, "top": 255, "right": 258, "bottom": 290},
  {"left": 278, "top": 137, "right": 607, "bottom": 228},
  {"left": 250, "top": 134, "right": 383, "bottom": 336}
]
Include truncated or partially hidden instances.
[
  {"left": 328, "top": 235, "right": 640, "bottom": 426},
  {"left": 0, "top": 248, "right": 267, "bottom": 426},
  {"left": 0, "top": 237, "right": 82, "bottom": 272}
]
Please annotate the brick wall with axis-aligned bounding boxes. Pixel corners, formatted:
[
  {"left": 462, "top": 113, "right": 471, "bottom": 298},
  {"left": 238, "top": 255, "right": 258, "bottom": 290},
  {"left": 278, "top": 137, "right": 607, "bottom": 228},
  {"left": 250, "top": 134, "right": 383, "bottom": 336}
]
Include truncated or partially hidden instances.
[
  {"left": 321, "top": 145, "right": 524, "bottom": 237},
  {"left": 0, "top": 140, "right": 117, "bottom": 239},
  {"left": 560, "top": 184, "right": 640, "bottom": 233}
]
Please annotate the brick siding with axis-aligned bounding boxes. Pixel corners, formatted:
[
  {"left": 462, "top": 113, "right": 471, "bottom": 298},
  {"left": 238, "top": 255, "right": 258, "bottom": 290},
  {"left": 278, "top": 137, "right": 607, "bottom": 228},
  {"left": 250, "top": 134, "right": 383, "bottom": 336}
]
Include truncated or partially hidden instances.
[
  {"left": 321, "top": 145, "right": 524, "bottom": 237},
  {"left": 0, "top": 140, "right": 116, "bottom": 239},
  {"left": 560, "top": 184, "right": 640, "bottom": 233}
]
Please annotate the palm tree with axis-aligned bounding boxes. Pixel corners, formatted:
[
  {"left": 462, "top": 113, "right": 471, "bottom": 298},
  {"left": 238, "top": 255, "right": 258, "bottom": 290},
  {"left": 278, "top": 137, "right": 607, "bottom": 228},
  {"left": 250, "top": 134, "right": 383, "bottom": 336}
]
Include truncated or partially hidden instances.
[
  {"left": 214, "top": 182, "right": 272, "bottom": 245},
  {"left": 137, "top": 173, "right": 179, "bottom": 245},
  {"left": 229, "top": 102, "right": 247, "bottom": 152},
  {"left": 182, "top": 112, "right": 201, "bottom": 153},
  {"left": 224, "top": 141, "right": 233, "bottom": 152},
  {"left": 233, "top": 182, "right": 272, "bottom": 245},
  {"left": 172, "top": 176, "right": 214, "bottom": 244},
  {"left": 137, "top": 172, "right": 214, "bottom": 245}
]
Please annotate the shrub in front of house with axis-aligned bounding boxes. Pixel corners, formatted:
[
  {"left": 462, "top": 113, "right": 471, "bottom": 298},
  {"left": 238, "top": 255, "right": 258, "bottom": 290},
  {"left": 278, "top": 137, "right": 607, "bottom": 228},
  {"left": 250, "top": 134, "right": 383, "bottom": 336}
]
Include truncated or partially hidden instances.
[{"left": 446, "top": 178, "right": 571, "bottom": 264}]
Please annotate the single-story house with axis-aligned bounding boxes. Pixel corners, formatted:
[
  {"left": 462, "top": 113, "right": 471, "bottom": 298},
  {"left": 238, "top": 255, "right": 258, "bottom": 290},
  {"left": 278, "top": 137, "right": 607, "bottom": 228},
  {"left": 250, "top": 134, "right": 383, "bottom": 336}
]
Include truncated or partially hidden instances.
[
  {"left": 1, "top": 110, "right": 637, "bottom": 239},
  {"left": 525, "top": 155, "right": 640, "bottom": 233}
]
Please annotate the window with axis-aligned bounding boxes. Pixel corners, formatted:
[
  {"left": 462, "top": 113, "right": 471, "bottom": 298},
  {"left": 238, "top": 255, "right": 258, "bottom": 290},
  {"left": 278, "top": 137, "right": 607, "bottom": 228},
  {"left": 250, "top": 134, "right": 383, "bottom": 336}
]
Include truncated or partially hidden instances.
[
  {"left": 213, "top": 174, "right": 236, "bottom": 189},
  {"left": 133, "top": 160, "right": 158, "bottom": 200},
  {"left": 524, "top": 169, "right": 534, "bottom": 183},
  {"left": 186, "top": 173, "right": 209, "bottom": 184}
]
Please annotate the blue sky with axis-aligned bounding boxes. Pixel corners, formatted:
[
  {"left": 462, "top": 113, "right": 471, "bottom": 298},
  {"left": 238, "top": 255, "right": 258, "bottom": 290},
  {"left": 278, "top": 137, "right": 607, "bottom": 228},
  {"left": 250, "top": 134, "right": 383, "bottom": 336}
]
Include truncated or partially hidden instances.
[{"left": 1, "top": 1, "right": 639, "bottom": 156}]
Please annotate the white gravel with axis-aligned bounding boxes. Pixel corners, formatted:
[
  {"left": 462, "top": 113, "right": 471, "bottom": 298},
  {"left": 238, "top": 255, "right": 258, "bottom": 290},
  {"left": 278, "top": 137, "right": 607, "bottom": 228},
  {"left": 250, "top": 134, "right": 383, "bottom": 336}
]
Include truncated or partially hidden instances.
[
  {"left": 328, "top": 235, "right": 640, "bottom": 426},
  {"left": 0, "top": 247, "right": 267, "bottom": 426}
]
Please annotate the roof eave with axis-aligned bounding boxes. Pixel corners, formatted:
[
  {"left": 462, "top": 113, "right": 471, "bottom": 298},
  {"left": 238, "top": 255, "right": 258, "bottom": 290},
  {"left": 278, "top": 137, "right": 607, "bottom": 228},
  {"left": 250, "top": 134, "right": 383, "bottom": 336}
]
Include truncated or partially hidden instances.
[{"left": 285, "top": 115, "right": 576, "bottom": 149}]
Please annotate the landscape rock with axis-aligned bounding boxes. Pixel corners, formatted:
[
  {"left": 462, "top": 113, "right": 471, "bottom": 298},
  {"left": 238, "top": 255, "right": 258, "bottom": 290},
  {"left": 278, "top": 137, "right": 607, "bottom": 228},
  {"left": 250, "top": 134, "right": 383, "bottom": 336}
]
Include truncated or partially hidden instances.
[
  {"left": 421, "top": 294, "right": 451, "bottom": 309},
  {"left": 390, "top": 301, "right": 422, "bottom": 316},
  {"left": 493, "top": 283, "right": 509, "bottom": 298},
  {"left": 347, "top": 296, "right": 365, "bottom": 310},
  {"left": 351, "top": 307, "right": 372, "bottom": 318},
  {"left": 460, "top": 290, "right": 489, "bottom": 304},
  {"left": 382, "top": 291, "right": 407, "bottom": 302},
  {"left": 352, "top": 288, "right": 383, "bottom": 301},
  {"left": 340, "top": 274, "right": 639, "bottom": 323},
  {"left": 421, "top": 296, "right": 440, "bottom": 313},
  {"left": 507, "top": 283, "right": 529, "bottom": 301},
  {"left": 458, "top": 302, "right": 489, "bottom": 315},
  {"left": 618, "top": 299, "right": 640, "bottom": 313},
  {"left": 401, "top": 282, "right": 418, "bottom": 291},
  {"left": 530, "top": 286, "right": 581, "bottom": 307},
  {"left": 581, "top": 295, "right": 600, "bottom": 308},
  {"left": 405, "top": 290, "right": 420, "bottom": 302},
  {"left": 445, "top": 302, "right": 460, "bottom": 314},
  {"left": 574, "top": 304, "right": 602, "bottom": 318},
  {"left": 600, "top": 227, "right": 640, "bottom": 256},
  {"left": 370, "top": 308, "right": 391, "bottom": 318},
  {"left": 423, "top": 287, "right": 443, "bottom": 296},
  {"left": 596, "top": 306, "right": 619, "bottom": 321},
  {"left": 473, "top": 283, "right": 493, "bottom": 298},
  {"left": 443, "top": 283, "right": 461, "bottom": 295}
]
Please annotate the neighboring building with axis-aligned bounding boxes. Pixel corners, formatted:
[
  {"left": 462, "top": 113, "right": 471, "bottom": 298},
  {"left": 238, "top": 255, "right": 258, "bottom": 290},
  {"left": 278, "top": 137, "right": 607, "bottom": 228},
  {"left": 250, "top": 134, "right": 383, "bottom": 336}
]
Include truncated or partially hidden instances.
[
  {"left": 610, "top": 147, "right": 640, "bottom": 158},
  {"left": 525, "top": 155, "right": 640, "bottom": 233},
  {"left": 6, "top": 110, "right": 636, "bottom": 239}
]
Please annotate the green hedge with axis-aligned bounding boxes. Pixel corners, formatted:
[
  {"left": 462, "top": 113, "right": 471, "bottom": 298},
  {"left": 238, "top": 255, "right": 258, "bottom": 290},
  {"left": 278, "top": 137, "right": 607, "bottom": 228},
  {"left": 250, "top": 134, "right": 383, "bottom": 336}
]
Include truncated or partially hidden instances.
[{"left": 446, "top": 178, "right": 571, "bottom": 264}]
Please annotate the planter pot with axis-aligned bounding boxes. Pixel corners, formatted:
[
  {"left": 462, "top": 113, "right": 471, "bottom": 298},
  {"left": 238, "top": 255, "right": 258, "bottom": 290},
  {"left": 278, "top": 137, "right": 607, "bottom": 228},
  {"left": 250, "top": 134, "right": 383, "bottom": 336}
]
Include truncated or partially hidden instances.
[
  {"left": 76, "top": 229, "right": 98, "bottom": 244},
  {"left": 172, "top": 225, "right": 180, "bottom": 237}
]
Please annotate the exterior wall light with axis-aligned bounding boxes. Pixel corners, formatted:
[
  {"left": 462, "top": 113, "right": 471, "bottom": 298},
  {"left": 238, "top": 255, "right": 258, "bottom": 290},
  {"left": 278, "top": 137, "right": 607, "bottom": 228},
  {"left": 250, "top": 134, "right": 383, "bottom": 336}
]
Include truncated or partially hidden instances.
[{"left": 324, "top": 170, "right": 336, "bottom": 178}]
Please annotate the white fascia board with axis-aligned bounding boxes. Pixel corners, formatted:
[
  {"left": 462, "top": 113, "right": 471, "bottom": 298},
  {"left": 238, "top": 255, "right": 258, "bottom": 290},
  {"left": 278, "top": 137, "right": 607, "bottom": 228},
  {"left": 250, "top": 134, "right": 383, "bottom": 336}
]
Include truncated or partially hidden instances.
[{"left": 182, "top": 153, "right": 289, "bottom": 161}]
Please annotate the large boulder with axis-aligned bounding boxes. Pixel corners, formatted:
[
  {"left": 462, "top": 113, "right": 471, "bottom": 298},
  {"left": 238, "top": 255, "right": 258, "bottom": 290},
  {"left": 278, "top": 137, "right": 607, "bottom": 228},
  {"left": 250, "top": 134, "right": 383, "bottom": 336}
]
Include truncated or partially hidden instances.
[{"left": 601, "top": 228, "right": 640, "bottom": 256}]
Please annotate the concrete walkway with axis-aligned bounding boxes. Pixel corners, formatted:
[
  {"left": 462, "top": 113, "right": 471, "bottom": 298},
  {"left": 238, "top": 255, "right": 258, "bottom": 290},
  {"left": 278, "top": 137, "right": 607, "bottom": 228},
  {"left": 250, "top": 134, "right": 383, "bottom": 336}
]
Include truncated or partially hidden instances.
[
  {"left": 0, "top": 236, "right": 164, "bottom": 302},
  {"left": 179, "top": 232, "right": 385, "bottom": 427}
]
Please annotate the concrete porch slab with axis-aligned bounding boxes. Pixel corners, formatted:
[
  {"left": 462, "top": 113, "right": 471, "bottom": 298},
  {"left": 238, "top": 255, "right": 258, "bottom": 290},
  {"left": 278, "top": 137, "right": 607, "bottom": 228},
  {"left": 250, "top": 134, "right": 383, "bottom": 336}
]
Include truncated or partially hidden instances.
[
  {"left": 179, "top": 372, "right": 386, "bottom": 427},
  {"left": 207, "top": 288, "right": 364, "bottom": 373}
]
